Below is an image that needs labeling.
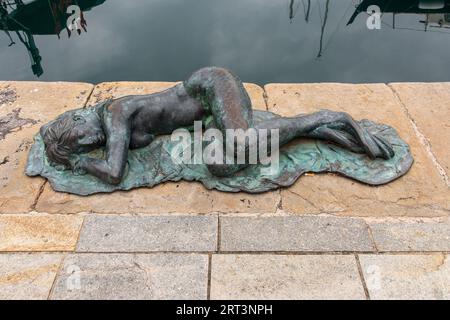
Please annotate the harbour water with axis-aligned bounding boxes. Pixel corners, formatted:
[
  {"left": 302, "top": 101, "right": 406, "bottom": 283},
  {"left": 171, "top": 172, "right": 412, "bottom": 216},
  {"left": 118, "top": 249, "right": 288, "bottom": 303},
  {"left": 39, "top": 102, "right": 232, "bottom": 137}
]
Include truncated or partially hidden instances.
[{"left": 1, "top": 0, "right": 449, "bottom": 84}]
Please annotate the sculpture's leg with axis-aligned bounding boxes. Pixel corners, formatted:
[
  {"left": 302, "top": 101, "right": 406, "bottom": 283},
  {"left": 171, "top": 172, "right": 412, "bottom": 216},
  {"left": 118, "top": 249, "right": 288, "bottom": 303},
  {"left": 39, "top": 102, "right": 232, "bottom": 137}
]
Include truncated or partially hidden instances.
[
  {"left": 297, "top": 110, "right": 395, "bottom": 159},
  {"left": 207, "top": 109, "right": 395, "bottom": 177},
  {"left": 302, "top": 126, "right": 364, "bottom": 153},
  {"left": 253, "top": 110, "right": 394, "bottom": 158},
  {"left": 183, "top": 68, "right": 393, "bottom": 177}
]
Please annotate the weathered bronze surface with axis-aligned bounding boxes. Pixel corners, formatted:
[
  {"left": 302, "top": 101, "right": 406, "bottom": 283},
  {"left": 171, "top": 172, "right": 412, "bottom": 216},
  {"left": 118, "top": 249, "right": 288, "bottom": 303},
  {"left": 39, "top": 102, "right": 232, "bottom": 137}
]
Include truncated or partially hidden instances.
[{"left": 26, "top": 67, "right": 413, "bottom": 195}]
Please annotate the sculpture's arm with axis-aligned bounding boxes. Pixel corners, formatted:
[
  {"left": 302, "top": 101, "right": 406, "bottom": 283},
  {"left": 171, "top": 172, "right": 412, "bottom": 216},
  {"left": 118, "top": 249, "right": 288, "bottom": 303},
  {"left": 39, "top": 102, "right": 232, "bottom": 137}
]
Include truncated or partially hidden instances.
[{"left": 77, "top": 108, "right": 131, "bottom": 185}]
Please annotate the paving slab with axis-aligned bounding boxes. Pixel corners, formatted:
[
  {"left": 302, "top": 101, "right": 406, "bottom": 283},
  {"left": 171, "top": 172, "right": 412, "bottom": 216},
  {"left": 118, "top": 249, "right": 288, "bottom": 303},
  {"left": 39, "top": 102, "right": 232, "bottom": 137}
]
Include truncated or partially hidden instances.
[
  {"left": 0, "top": 82, "right": 93, "bottom": 213},
  {"left": 359, "top": 254, "right": 450, "bottom": 300},
  {"left": 77, "top": 215, "right": 217, "bottom": 252},
  {"left": 220, "top": 216, "right": 374, "bottom": 252},
  {"left": 369, "top": 221, "right": 450, "bottom": 252},
  {"left": 210, "top": 254, "right": 365, "bottom": 299},
  {"left": 0, "top": 214, "right": 83, "bottom": 252},
  {"left": 265, "top": 83, "right": 449, "bottom": 217},
  {"left": 50, "top": 253, "right": 208, "bottom": 299},
  {"left": 36, "top": 181, "right": 280, "bottom": 214},
  {"left": 389, "top": 82, "right": 450, "bottom": 179},
  {"left": 36, "top": 82, "right": 280, "bottom": 214},
  {"left": 0, "top": 253, "right": 63, "bottom": 300}
]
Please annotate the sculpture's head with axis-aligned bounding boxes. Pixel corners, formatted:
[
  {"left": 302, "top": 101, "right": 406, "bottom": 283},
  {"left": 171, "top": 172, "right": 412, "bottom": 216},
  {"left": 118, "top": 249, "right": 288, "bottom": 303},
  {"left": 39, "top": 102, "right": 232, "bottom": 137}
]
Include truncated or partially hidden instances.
[{"left": 40, "top": 108, "right": 105, "bottom": 168}]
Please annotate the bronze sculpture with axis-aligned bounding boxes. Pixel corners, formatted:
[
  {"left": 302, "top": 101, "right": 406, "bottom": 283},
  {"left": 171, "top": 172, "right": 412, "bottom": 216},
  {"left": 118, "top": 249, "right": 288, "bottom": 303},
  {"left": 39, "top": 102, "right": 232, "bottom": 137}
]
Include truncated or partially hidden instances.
[{"left": 26, "top": 67, "right": 413, "bottom": 195}]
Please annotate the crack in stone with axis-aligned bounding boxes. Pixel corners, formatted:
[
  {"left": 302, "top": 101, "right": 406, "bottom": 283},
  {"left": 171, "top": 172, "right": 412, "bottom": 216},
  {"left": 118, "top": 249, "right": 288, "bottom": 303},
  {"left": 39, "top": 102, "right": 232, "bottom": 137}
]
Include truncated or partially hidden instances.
[
  {"left": 262, "top": 89, "right": 269, "bottom": 111},
  {"left": 31, "top": 181, "right": 47, "bottom": 211},
  {"left": 351, "top": 194, "right": 450, "bottom": 215},
  {"left": 0, "top": 108, "right": 37, "bottom": 141},
  {"left": 276, "top": 189, "right": 283, "bottom": 211},
  {"left": 285, "top": 189, "right": 345, "bottom": 214},
  {"left": 132, "top": 260, "right": 153, "bottom": 292},
  {"left": 91, "top": 87, "right": 115, "bottom": 105},
  {"left": 351, "top": 194, "right": 450, "bottom": 213},
  {"left": 366, "top": 225, "right": 379, "bottom": 252},
  {"left": 285, "top": 188, "right": 449, "bottom": 216},
  {"left": 286, "top": 189, "right": 320, "bottom": 211}
]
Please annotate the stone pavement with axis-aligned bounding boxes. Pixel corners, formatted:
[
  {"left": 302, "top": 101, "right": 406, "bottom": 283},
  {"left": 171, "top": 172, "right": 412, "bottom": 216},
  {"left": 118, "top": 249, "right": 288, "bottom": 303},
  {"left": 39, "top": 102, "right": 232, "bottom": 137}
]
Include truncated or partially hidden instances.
[{"left": 0, "top": 81, "right": 449, "bottom": 300}]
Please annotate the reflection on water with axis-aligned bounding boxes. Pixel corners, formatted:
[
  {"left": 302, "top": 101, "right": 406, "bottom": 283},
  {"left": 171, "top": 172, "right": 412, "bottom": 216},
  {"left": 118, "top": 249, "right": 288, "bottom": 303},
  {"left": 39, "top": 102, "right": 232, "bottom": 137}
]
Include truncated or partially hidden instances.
[
  {"left": 0, "top": 0, "right": 105, "bottom": 77},
  {"left": 1, "top": 0, "right": 450, "bottom": 83},
  {"left": 348, "top": 0, "right": 450, "bottom": 27}
]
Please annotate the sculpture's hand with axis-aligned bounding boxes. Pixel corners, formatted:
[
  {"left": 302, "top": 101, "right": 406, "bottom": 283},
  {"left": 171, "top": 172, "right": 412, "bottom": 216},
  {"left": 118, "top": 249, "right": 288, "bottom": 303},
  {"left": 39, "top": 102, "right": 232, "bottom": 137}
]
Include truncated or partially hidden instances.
[{"left": 69, "top": 154, "right": 87, "bottom": 176}]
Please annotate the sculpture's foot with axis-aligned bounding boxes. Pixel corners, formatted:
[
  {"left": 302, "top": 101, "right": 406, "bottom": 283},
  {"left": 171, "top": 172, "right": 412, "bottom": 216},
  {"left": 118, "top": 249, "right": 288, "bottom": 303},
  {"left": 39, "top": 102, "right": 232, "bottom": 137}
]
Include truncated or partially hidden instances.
[
  {"left": 309, "top": 125, "right": 395, "bottom": 160},
  {"left": 303, "top": 110, "right": 395, "bottom": 160}
]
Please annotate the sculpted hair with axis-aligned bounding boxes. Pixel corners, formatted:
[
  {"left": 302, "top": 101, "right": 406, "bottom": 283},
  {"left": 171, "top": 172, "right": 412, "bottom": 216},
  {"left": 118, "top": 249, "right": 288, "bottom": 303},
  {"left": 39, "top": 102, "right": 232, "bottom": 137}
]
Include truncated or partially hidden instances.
[{"left": 40, "top": 113, "right": 77, "bottom": 168}]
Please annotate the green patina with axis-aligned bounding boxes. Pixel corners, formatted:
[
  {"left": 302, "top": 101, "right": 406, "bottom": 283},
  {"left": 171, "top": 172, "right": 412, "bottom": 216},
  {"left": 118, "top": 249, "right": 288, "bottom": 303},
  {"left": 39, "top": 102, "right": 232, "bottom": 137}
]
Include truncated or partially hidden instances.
[{"left": 25, "top": 111, "right": 413, "bottom": 196}]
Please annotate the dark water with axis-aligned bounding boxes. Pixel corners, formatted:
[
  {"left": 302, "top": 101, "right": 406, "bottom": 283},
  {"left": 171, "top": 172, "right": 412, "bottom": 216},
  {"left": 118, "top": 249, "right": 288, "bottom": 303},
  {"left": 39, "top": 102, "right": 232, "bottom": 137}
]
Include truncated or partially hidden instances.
[{"left": 1, "top": 0, "right": 450, "bottom": 84}]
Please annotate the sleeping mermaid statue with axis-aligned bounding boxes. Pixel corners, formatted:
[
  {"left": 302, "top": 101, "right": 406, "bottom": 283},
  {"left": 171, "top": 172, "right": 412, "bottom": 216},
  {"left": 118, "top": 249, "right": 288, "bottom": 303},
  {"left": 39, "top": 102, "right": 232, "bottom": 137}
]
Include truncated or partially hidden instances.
[{"left": 26, "top": 67, "right": 413, "bottom": 195}]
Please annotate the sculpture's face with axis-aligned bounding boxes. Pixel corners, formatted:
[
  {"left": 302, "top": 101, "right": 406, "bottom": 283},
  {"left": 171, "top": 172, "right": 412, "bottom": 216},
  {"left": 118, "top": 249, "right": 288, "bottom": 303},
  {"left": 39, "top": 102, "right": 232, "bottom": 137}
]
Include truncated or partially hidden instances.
[
  {"left": 40, "top": 107, "right": 107, "bottom": 168},
  {"left": 67, "top": 109, "right": 106, "bottom": 153}
]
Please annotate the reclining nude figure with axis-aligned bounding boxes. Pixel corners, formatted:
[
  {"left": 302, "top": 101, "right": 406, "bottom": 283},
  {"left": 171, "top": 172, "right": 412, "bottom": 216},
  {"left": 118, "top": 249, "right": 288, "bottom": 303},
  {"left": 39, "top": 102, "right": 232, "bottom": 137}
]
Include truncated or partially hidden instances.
[{"left": 40, "top": 67, "right": 395, "bottom": 186}]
